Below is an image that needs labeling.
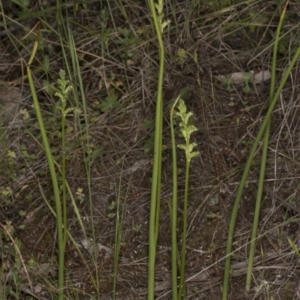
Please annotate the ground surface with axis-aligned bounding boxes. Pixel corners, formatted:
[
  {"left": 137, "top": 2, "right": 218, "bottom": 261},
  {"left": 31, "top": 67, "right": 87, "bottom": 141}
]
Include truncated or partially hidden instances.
[{"left": 1, "top": 0, "right": 300, "bottom": 299}]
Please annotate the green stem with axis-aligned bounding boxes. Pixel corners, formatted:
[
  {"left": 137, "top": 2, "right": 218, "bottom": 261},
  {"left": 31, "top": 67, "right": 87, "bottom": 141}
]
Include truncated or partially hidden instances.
[
  {"left": 61, "top": 113, "right": 67, "bottom": 252},
  {"left": 222, "top": 44, "right": 300, "bottom": 300},
  {"left": 170, "top": 96, "right": 180, "bottom": 300},
  {"left": 178, "top": 158, "right": 190, "bottom": 299},
  {"left": 245, "top": 2, "right": 288, "bottom": 291},
  {"left": 155, "top": 105, "right": 163, "bottom": 244},
  {"left": 113, "top": 176, "right": 123, "bottom": 300},
  {"left": 147, "top": 1, "right": 165, "bottom": 299},
  {"left": 27, "top": 38, "right": 65, "bottom": 300}
]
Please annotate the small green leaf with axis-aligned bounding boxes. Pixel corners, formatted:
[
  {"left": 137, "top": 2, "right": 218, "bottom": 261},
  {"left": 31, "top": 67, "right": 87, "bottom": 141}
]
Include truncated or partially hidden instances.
[
  {"left": 108, "top": 213, "right": 115, "bottom": 218},
  {"left": 42, "top": 80, "right": 55, "bottom": 96},
  {"left": 156, "top": 0, "right": 163, "bottom": 14},
  {"left": 144, "top": 133, "right": 154, "bottom": 154},
  {"left": 188, "top": 142, "right": 197, "bottom": 153},
  {"left": 12, "top": 0, "right": 29, "bottom": 9},
  {"left": 18, "top": 210, "right": 26, "bottom": 217},
  {"left": 190, "top": 151, "right": 200, "bottom": 160},
  {"left": 178, "top": 144, "right": 186, "bottom": 150},
  {"left": 243, "top": 72, "right": 253, "bottom": 83},
  {"left": 143, "top": 119, "right": 154, "bottom": 129},
  {"left": 64, "top": 107, "right": 75, "bottom": 117},
  {"left": 99, "top": 94, "right": 119, "bottom": 113},
  {"left": 55, "top": 92, "right": 64, "bottom": 103},
  {"left": 154, "top": 3, "right": 160, "bottom": 13},
  {"left": 180, "top": 86, "right": 191, "bottom": 101},
  {"left": 161, "top": 20, "right": 171, "bottom": 32},
  {"left": 187, "top": 125, "right": 197, "bottom": 135},
  {"left": 288, "top": 237, "right": 300, "bottom": 257},
  {"left": 42, "top": 55, "right": 50, "bottom": 73},
  {"left": 243, "top": 84, "right": 251, "bottom": 94},
  {"left": 91, "top": 147, "right": 103, "bottom": 161},
  {"left": 109, "top": 201, "right": 116, "bottom": 210}
]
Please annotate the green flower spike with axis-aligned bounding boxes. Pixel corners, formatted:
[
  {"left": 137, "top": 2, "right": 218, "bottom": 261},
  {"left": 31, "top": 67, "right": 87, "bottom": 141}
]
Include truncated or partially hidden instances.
[{"left": 176, "top": 99, "right": 199, "bottom": 162}]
